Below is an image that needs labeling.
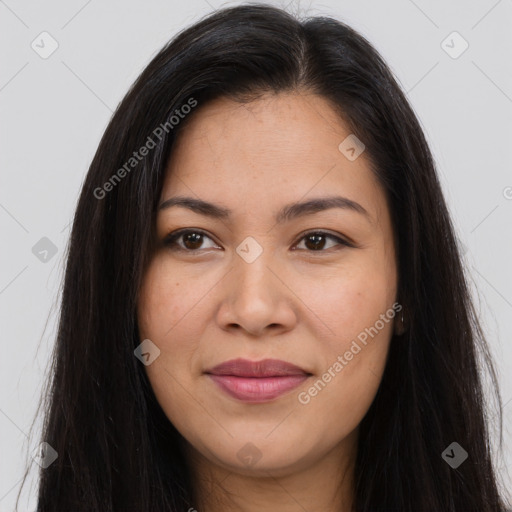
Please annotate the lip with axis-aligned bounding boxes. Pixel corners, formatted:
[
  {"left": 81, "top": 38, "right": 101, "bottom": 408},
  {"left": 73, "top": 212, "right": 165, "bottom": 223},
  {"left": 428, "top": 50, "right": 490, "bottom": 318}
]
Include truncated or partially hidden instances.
[{"left": 205, "top": 358, "right": 311, "bottom": 403}]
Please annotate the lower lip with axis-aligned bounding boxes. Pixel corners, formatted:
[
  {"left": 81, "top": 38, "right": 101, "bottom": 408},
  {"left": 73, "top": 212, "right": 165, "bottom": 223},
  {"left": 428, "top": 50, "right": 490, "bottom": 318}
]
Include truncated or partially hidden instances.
[{"left": 207, "top": 374, "right": 310, "bottom": 403}]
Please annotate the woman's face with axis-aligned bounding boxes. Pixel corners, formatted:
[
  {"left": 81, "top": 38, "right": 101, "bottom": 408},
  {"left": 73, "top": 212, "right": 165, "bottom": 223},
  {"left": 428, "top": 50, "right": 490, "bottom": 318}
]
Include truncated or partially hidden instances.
[{"left": 137, "top": 92, "right": 398, "bottom": 476}]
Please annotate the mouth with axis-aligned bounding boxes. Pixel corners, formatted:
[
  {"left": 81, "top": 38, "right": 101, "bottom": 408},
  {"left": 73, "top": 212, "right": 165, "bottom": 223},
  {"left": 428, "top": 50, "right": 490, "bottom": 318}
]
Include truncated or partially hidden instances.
[{"left": 204, "top": 358, "right": 312, "bottom": 403}]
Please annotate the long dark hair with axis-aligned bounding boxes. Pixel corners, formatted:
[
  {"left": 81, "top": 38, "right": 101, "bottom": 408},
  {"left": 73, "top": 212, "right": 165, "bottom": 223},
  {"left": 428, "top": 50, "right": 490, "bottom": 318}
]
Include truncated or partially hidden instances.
[{"left": 18, "top": 3, "right": 509, "bottom": 511}]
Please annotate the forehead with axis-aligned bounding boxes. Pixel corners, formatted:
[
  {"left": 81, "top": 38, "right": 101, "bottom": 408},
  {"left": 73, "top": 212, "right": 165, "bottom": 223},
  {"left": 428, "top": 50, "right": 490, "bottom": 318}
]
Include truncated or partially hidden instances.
[
  {"left": 160, "top": 92, "right": 387, "bottom": 225},
  {"left": 169, "top": 92, "right": 351, "bottom": 168}
]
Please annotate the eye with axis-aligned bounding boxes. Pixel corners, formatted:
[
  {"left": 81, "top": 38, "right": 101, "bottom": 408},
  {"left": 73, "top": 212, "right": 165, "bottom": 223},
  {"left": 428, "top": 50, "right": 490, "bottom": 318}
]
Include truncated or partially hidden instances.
[
  {"left": 163, "top": 229, "right": 351, "bottom": 253},
  {"left": 292, "top": 231, "right": 351, "bottom": 252},
  {"left": 163, "top": 229, "right": 219, "bottom": 252}
]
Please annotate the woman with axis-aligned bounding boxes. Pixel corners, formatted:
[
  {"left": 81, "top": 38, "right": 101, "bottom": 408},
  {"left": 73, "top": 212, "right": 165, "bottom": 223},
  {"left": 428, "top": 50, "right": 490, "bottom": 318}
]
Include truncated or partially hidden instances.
[{"left": 19, "top": 3, "right": 509, "bottom": 511}]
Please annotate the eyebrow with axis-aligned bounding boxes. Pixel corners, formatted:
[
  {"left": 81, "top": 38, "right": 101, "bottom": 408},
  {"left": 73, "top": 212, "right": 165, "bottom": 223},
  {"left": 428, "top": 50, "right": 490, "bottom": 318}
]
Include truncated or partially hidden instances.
[{"left": 158, "top": 195, "right": 371, "bottom": 224}]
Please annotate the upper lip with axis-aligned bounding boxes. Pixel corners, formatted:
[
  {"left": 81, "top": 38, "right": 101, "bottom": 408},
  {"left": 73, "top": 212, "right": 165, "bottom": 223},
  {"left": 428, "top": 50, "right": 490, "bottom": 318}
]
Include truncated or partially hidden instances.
[{"left": 205, "top": 358, "right": 311, "bottom": 377}]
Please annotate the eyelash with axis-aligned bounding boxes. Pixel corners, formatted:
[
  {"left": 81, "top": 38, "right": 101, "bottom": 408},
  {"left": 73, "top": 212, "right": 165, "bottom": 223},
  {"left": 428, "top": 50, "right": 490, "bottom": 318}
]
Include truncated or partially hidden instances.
[{"left": 162, "top": 228, "right": 353, "bottom": 254}]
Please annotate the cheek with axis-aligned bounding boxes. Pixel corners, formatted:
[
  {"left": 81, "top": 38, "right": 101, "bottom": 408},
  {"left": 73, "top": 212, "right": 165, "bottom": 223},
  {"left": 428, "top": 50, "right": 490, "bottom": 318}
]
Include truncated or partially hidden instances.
[
  {"left": 137, "top": 255, "right": 211, "bottom": 342},
  {"left": 138, "top": 259, "right": 171, "bottom": 341},
  {"left": 137, "top": 263, "right": 204, "bottom": 437},
  {"left": 297, "top": 253, "right": 396, "bottom": 350},
  {"left": 296, "top": 288, "right": 394, "bottom": 445},
  {"left": 137, "top": 257, "right": 206, "bottom": 398},
  {"left": 293, "top": 250, "right": 396, "bottom": 425},
  {"left": 306, "top": 273, "right": 393, "bottom": 394}
]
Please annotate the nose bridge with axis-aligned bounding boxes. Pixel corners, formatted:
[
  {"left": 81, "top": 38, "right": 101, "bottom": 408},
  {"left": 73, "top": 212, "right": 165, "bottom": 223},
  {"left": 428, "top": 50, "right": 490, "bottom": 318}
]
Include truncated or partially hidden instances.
[{"left": 232, "top": 237, "right": 277, "bottom": 302}]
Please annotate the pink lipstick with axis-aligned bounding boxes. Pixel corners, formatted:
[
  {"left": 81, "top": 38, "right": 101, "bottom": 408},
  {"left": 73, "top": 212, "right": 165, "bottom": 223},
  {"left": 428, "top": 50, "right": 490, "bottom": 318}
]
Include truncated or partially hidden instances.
[{"left": 205, "top": 358, "right": 311, "bottom": 403}]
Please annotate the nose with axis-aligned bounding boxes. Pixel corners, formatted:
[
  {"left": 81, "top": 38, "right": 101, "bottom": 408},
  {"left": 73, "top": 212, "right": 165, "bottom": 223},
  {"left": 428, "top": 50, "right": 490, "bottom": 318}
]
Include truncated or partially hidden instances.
[{"left": 215, "top": 247, "right": 297, "bottom": 337}]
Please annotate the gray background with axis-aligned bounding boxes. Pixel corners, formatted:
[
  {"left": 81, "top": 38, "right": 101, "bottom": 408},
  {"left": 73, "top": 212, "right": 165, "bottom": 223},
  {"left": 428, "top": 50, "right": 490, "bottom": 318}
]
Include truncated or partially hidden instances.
[{"left": 1, "top": 0, "right": 511, "bottom": 509}]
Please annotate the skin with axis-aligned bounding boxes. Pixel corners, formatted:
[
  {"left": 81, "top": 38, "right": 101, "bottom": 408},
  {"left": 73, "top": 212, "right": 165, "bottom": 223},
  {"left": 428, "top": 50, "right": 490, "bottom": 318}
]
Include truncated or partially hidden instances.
[{"left": 137, "top": 91, "right": 399, "bottom": 512}]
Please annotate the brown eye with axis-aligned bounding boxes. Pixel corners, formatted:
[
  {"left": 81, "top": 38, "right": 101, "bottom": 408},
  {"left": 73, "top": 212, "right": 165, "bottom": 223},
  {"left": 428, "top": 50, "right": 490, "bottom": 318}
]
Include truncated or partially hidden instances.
[
  {"left": 163, "top": 229, "right": 219, "bottom": 251},
  {"left": 304, "top": 233, "right": 328, "bottom": 250},
  {"left": 294, "top": 231, "right": 350, "bottom": 252}
]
